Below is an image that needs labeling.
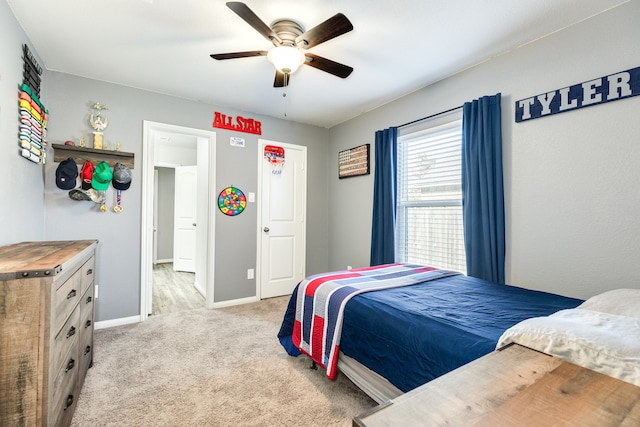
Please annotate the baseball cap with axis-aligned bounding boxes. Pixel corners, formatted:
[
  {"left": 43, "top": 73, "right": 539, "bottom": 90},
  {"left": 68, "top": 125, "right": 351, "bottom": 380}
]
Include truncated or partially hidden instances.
[
  {"left": 92, "top": 161, "right": 113, "bottom": 191},
  {"left": 112, "top": 163, "right": 132, "bottom": 190},
  {"left": 55, "top": 157, "right": 78, "bottom": 190},
  {"left": 80, "top": 161, "right": 95, "bottom": 190}
]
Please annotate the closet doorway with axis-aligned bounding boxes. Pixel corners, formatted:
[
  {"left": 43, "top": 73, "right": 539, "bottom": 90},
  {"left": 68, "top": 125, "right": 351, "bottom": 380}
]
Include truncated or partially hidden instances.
[{"left": 141, "top": 121, "right": 216, "bottom": 321}]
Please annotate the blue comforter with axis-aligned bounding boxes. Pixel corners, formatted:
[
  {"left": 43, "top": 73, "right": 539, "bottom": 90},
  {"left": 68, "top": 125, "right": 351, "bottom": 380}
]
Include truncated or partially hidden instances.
[{"left": 278, "top": 272, "right": 582, "bottom": 393}]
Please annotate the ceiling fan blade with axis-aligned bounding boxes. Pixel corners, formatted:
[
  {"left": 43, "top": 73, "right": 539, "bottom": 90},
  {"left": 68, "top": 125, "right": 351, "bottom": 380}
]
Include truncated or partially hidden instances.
[
  {"left": 226, "top": 2, "right": 282, "bottom": 46},
  {"left": 295, "top": 13, "right": 353, "bottom": 49},
  {"left": 210, "top": 51, "right": 267, "bottom": 60},
  {"left": 273, "top": 70, "right": 290, "bottom": 88},
  {"left": 304, "top": 53, "right": 353, "bottom": 79}
]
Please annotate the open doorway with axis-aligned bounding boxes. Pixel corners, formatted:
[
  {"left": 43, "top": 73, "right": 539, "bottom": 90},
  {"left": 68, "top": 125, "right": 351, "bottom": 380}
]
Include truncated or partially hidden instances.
[
  {"left": 153, "top": 163, "right": 202, "bottom": 315},
  {"left": 141, "top": 121, "right": 216, "bottom": 321}
]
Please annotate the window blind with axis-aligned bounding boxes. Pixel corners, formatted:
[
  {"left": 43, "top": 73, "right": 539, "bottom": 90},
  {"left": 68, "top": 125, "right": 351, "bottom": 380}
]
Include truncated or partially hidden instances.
[{"left": 396, "top": 120, "right": 466, "bottom": 273}]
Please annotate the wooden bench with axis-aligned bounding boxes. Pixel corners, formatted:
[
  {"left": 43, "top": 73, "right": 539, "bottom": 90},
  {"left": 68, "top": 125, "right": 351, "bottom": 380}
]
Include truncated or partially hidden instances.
[{"left": 354, "top": 343, "right": 640, "bottom": 426}]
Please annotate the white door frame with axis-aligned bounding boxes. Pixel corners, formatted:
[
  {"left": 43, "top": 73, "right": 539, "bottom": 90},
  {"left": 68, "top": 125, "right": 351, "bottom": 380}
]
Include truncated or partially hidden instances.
[
  {"left": 255, "top": 139, "right": 307, "bottom": 300},
  {"left": 141, "top": 121, "right": 216, "bottom": 321}
]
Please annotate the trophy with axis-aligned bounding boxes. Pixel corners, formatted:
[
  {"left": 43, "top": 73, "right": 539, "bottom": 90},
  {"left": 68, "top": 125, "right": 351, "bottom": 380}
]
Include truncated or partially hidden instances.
[{"left": 89, "top": 102, "right": 108, "bottom": 149}]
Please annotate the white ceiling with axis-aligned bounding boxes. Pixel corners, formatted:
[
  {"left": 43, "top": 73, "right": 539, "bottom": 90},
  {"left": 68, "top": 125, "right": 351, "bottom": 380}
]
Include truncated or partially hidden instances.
[{"left": 7, "top": 0, "right": 629, "bottom": 128}]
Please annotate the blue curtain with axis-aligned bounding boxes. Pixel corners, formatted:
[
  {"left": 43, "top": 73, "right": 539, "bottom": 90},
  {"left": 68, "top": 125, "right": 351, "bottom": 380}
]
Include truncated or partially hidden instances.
[
  {"left": 370, "top": 127, "right": 398, "bottom": 266},
  {"left": 462, "top": 93, "right": 505, "bottom": 283}
]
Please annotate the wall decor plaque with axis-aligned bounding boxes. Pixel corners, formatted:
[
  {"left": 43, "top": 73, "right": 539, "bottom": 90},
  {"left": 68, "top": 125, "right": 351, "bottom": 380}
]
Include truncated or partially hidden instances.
[
  {"left": 515, "top": 66, "right": 640, "bottom": 122},
  {"left": 338, "top": 144, "right": 370, "bottom": 179}
]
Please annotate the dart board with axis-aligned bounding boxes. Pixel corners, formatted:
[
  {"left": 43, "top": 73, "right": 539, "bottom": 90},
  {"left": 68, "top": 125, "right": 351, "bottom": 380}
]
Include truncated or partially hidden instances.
[{"left": 218, "top": 186, "right": 247, "bottom": 216}]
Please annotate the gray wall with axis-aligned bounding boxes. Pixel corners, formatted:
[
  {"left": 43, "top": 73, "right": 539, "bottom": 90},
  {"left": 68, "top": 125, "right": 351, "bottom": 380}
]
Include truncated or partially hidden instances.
[
  {"left": 328, "top": 1, "right": 640, "bottom": 300},
  {"left": 155, "top": 167, "right": 175, "bottom": 262},
  {"left": 40, "top": 72, "right": 330, "bottom": 322},
  {"left": 3, "top": 1, "right": 638, "bottom": 323},
  {"left": 0, "top": 1, "right": 46, "bottom": 245}
]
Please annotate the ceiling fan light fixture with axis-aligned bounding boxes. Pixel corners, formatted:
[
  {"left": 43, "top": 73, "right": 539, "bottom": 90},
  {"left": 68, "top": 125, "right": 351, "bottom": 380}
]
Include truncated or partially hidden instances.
[{"left": 267, "top": 46, "right": 305, "bottom": 74}]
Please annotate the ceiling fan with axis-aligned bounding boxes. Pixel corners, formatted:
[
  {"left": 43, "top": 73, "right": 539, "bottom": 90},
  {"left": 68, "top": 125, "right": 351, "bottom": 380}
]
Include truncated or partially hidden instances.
[{"left": 211, "top": 2, "right": 354, "bottom": 87}]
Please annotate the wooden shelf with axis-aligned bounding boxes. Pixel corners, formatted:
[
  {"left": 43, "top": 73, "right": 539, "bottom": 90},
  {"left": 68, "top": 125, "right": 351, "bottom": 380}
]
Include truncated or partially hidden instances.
[{"left": 52, "top": 143, "right": 134, "bottom": 169}]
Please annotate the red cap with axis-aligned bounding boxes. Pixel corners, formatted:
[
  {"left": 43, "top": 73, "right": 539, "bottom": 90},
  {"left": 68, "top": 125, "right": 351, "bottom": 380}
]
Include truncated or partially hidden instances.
[{"left": 80, "top": 161, "right": 95, "bottom": 190}]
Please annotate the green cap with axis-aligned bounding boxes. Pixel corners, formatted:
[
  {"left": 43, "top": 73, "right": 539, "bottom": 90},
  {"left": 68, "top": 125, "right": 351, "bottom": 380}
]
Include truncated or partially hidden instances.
[{"left": 92, "top": 161, "right": 113, "bottom": 191}]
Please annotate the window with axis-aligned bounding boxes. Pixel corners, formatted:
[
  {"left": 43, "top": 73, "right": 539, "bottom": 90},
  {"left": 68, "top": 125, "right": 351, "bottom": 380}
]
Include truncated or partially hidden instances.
[{"left": 395, "top": 119, "right": 466, "bottom": 273}]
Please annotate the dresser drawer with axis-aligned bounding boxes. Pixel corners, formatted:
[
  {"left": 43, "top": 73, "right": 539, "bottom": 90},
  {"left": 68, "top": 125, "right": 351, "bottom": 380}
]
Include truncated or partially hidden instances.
[
  {"left": 79, "top": 286, "right": 95, "bottom": 380},
  {"left": 81, "top": 285, "right": 95, "bottom": 321},
  {"left": 79, "top": 339, "right": 94, "bottom": 390},
  {"left": 54, "top": 268, "right": 82, "bottom": 335},
  {"left": 52, "top": 305, "right": 80, "bottom": 378},
  {"left": 80, "top": 256, "right": 95, "bottom": 294},
  {"left": 51, "top": 340, "right": 79, "bottom": 427}
]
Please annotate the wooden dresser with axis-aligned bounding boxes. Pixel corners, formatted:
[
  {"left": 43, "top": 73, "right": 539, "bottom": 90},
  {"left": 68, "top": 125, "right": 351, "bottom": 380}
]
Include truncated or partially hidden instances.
[
  {"left": 0, "top": 240, "right": 98, "bottom": 427},
  {"left": 354, "top": 343, "right": 640, "bottom": 426}
]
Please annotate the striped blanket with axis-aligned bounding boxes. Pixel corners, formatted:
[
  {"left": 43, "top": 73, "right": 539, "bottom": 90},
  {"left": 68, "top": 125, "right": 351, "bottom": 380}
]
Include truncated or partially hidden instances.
[{"left": 291, "top": 263, "right": 460, "bottom": 379}]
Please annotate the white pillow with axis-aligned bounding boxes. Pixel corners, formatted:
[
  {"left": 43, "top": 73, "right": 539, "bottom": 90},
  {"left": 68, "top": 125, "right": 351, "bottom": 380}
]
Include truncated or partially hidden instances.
[
  {"left": 578, "top": 289, "right": 640, "bottom": 318},
  {"left": 497, "top": 309, "right": 640, "bottom": 387}
]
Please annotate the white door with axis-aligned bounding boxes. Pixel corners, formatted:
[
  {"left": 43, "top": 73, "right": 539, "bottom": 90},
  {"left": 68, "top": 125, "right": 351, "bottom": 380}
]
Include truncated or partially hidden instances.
[
  {"left": 173, "top": 165, "right": 197, "bottom": 272},
  {"left": 259, "top": 140, "right": 307, "bottom": 299}
]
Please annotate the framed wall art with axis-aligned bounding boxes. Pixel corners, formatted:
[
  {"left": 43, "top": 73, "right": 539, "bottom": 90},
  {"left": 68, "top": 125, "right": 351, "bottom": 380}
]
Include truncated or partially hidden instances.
[{"left": 338, "top": 144, "right": 370, "bottom": 179}]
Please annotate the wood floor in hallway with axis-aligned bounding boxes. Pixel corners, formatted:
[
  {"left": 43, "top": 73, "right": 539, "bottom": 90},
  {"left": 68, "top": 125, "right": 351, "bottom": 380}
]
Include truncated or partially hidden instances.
[{"left": 152, "top": 262, "right": 205, "bottom": 316}]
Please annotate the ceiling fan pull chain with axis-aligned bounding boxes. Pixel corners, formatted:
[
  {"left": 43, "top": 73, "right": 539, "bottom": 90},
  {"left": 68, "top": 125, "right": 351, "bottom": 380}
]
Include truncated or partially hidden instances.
[{"left": 282, "top": 74, "right": 289, "bottom": 117}]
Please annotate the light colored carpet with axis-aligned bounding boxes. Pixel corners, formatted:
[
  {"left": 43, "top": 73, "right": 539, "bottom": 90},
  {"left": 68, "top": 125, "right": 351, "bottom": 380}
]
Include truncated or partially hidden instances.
[{"left": 71, "top": 296, "right": 376, "bottom": 426}]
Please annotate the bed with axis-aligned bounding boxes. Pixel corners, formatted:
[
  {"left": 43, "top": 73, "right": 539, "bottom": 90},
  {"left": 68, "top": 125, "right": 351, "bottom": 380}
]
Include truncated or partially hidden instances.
[
  {"left": 497, "top": 288, "right": 640, "bottom": 387},
  {"left": 277, "top": 263, "right": 584, "bottom": 402}
]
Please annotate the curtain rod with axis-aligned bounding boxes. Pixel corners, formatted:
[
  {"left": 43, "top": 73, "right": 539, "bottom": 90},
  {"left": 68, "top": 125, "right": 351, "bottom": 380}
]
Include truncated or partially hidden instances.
[{"left": 398, "top": 105, "right": 462, "bottom": 128}]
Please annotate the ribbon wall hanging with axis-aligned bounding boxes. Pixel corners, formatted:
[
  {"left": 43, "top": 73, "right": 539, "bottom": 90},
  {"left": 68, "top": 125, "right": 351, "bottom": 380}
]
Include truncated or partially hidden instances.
[{"left": 19, "top": 45, "right": 48, "bottom": 164}]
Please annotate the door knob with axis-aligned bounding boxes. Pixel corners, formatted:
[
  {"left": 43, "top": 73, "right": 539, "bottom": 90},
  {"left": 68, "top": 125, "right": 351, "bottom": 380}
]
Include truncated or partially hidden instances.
[
  {"left": 263, "top": 227, "right": 270, "bottom": 232},
  {"left": 192, "top": 223, "right": 196, "bottom": 227}
]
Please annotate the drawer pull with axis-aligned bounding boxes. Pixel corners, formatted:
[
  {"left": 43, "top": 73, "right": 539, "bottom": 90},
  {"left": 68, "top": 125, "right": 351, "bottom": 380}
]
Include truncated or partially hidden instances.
[
  {"left": 66, "top": 326, "right": 76, "bottom": 339},
  {"left": 65, "top": 358, "right": 76, "bottom": 372},
  {"left": 86, "top": 268, "right": 93, "bottom": 275},
  {"left": 84, "top": 345, "right": 92, "bottom": 355},
  {"left": 86, "top": 296, "right": 92, "bottom": 304},
  {"left": 85, "top": 320, "right": 92, "bottom": 328},
  {"left": 64, "top": 395, "right": 74, "bottom": 411},
  {"left": 67, "top": 289, "right": 77, "bottom": 299}
]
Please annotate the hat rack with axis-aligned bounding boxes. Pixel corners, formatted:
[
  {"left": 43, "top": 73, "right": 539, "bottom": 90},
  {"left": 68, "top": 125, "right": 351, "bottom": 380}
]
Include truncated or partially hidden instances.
[{"left": 52, "top": 143, "right": 134, "bottom": 169}]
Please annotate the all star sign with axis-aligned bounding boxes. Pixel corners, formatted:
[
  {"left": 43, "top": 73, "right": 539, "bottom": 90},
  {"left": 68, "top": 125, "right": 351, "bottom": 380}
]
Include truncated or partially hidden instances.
[
  {"left": 213, "top": 112, "right": 262, "bottom": 135},
  {"left": 515, "top": 66, "right": 640, "bottom": 122}
]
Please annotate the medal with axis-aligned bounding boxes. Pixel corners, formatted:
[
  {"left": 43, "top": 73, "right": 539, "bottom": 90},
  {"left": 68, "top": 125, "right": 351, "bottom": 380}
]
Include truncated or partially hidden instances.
[
  {"left": 114, "top": 190, "right": 123, "bottom": 213},
  {"left": 99, "top": 191, "right": 107, "bottom": 212}
]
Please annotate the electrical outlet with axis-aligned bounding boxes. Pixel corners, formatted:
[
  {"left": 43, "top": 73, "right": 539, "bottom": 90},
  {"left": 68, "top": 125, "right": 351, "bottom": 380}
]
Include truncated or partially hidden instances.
[
  {"left": 247, "top": 269, "right": 254, "bottom": 279},
  {"left": 347, "top": 265, "right": 352, "bottom": 270}
]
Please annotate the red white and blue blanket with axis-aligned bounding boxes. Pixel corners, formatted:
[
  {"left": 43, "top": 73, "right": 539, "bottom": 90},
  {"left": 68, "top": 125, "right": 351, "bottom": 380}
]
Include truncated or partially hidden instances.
[{"left": 291, "top": 263, "right": 460, "bottom": 379}]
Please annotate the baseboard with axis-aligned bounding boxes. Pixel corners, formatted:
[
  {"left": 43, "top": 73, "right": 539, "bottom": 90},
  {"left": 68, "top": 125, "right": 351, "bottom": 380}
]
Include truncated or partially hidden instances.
[
  {"left": 212, "top": 296, "right": 259, "bottom": 308},
  {"left": 95, "top": 315, "right": 141, "bottom": 330},
  {"left": 95, "top": 296, "right": 260, "bottom": 327},
  {"left": 154, "top": 259, "right": 172, "bottom": 264}
]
